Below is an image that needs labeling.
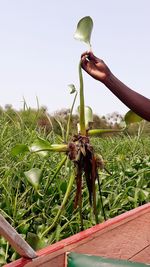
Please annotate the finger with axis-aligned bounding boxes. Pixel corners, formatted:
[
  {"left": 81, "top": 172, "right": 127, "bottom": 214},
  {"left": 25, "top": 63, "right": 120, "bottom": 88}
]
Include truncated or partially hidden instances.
[
  {"left": 81, "top": 56, "right": 92, "bottom": 72},
  {"left": 81, "top": 56, "right": 88, "bottom": 69},
  {"left": 81, "top": 51, "right": 100, "bottom": 64},
  {"left": 87, "top": 52, "right": 100, "bottom": 63},
  {"left": 81, "top": 57, "right": 94, "bottom": 74},
  {"left": 81, "top": 51, "right": 95, "bottom": 61},
  {"left": 81, "top": 55, "right": 88, "bottom": 62},
  {"left": 81, "top": 51, "right": 89, "bottom": 58}
]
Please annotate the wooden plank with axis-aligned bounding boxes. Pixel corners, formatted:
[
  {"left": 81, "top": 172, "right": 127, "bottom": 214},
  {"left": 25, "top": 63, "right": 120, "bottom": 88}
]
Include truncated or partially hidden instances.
[
  {"left": 71, "top": 212, "right": 150, "bottom": 262},
  {"left": 4, "top": 203, "right": 150, "bottom": 267},
  {"left": 18, "top": 211, "right": 150, "bottom": 266},
  {"left": 130, "top": 245, "right": 150, "bottom": 263},
  {"left": 25, "top": 254, "right": 65, "bottom": 267},
  {"left": 0, "top": 214, "right": 37, "bottom": 259}
]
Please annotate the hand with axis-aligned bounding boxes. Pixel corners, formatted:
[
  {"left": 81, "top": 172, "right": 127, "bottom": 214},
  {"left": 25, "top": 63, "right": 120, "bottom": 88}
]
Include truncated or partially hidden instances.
[{"left": 81, "top": 51, "right": 111, "bottom": 83}]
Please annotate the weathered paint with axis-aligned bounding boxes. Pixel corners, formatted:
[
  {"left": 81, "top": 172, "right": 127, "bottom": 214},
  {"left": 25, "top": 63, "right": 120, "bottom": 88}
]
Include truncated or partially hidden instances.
[{"left": 4, "top": 202, "right": 150, "bottom": 267}]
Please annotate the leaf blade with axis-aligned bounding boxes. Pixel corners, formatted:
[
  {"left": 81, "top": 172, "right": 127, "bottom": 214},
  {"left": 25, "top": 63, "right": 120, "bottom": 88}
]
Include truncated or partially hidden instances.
[
  {"left": 24, "top": 168, "right": 42, "bottom": 190},
  {"left": 11, "top": 144, "right": 29, "bottom": 156},
  {"left": 74, "top": 16, "right": 93, "bottom": 47},
  {"left": 125, "top": 110, "right": 143, "bottom": 125}
]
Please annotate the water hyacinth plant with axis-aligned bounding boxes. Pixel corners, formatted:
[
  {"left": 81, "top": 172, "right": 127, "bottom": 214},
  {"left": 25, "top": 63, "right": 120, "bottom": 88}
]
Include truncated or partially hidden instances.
[{"left": 11, "top": 16, "right": 124, "bottom": 239}]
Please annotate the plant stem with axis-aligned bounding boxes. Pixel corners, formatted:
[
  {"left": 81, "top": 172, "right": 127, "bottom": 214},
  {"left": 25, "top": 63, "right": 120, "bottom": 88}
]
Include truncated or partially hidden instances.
[
  {"left": 45, "top": 155, "right": 67, "bottom": 193},
  {"left": 97, "top": 175, "right": 106, "bottom": 221},
  {"left": 41, "top": 172, "right": 75, "bottom": 238},
  {"left": 88, "top": 128, "right": 123, "bottom": 136},
  {"left": 66, "top": 91, "right": 78, "bottom": 142},
  {"left": 5, "top": 242, "right": 9, "bottom": 261},
  {"left": 93, "top": 184, "right": 99, "bottom": 224},
  {"left": 79, "top": 61, "right": 86, "bottom": 135},
  {"left": 32, "top": 144, "right": 69, "bottom": 153},
  {"left": 78, "top": 188, "right": 83, "bottom": 230}
]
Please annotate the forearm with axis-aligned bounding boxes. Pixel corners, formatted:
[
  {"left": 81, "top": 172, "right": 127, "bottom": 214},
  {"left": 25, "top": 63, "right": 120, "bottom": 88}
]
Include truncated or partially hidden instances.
[{"left": 104, "top": 73, "right": 150, "bottom": 121}]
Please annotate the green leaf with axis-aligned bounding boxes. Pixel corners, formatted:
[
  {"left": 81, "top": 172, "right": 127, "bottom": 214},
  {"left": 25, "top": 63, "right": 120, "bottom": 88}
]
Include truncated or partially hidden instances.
[
  {"left": 78, "top": 106, "right": 93, "bottom": 130},
  {"left": 74, "top": 16, "right": 93, "bottom": 47},
  {"left": 138, "top": 189, "right": 149, "bottom": 202},
  {"left": 85, "top": 106, "right": 93, "bottom": 128},
  {"left": 24, "top": 168, "right": 42, "bottom": 190},
  {"left": 26, "top": 232, "right": 46, "bottom": 250},
  {"left": 30, "top": 137, "right": 52, "bottom": 156},
  {"left": 30, "top": 137, "right": 68, "bottom": 155},
  {"left": 68, "top": 84, "right": 76, "bottom": 94},
  {"left": 11, "top": 144, "right": 29, "bottom": 156},
  {"left": 125, "top": 110, "right": 143, "bottom": 125}
]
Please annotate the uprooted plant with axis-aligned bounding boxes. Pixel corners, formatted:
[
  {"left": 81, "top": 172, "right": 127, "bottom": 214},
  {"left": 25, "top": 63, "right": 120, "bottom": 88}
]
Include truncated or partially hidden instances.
[{"left": 11, "top": 17, "right": 142, "bottom": 242}]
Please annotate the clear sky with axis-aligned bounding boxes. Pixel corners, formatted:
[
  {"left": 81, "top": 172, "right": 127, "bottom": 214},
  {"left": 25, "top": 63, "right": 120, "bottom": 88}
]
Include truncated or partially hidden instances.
[{"left": 0, "top": 0, "right": 150, "bottom": 116}]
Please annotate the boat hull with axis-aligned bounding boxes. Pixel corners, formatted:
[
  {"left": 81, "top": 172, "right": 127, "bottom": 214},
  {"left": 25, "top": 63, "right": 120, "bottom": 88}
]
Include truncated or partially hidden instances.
[{"left": 5, "top": 203, "right": 150, "bottom": 267}]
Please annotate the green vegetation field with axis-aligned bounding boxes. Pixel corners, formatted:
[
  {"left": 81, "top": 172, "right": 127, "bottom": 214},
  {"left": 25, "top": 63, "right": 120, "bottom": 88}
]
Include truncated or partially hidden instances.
[{"left": 0, "top": 108, "right": 150, "bottom": 264}]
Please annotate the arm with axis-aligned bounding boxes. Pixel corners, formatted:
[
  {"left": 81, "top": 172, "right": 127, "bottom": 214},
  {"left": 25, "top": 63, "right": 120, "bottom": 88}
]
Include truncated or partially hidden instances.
[
  {"left": 81, "top": 52, "right": 150, "bottom": 122},
  {"left": 104, "top": 74, "right": 150, "bottom": 121}
]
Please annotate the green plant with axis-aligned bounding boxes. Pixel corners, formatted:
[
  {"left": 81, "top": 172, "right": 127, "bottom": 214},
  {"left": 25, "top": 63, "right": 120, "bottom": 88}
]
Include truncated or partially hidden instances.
[
  {"left": 0, "top": 109, "right": 150, "bottom": 264},
  {"left": 11, "top": 16, "right": 122, "bottom": 238}
]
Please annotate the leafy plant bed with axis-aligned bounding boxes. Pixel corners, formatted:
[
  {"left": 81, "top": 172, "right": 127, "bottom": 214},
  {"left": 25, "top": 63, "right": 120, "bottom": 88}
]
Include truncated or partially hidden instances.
[{"left": 0, "top": 123, "right": 150, "bottom": 265}]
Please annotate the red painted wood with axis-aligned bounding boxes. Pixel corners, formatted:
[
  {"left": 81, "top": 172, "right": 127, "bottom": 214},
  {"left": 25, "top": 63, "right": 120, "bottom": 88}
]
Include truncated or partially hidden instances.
[
  {"left": 130, "top": 245, "right": 150, "bottom": 262},
  {"left": 71, "top": 212, "right": 150, "bottom": 260},
  {"left": 4, "top": 203, "right": 150, "bottom": 267},
  {"left": 37, "top": 202, "right": 150, "bottom": 257}
]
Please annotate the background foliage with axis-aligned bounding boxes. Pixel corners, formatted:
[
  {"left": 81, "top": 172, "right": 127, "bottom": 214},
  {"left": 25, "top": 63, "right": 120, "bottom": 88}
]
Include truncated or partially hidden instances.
[{"left": 0, "top": 106, "right": 150, "bottom": 264}]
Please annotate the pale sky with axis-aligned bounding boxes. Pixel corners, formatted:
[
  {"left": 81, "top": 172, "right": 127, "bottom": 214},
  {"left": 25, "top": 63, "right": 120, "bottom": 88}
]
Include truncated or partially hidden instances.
[{"left": 0, "top": 0, "right": 150, "bottom": 116}]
